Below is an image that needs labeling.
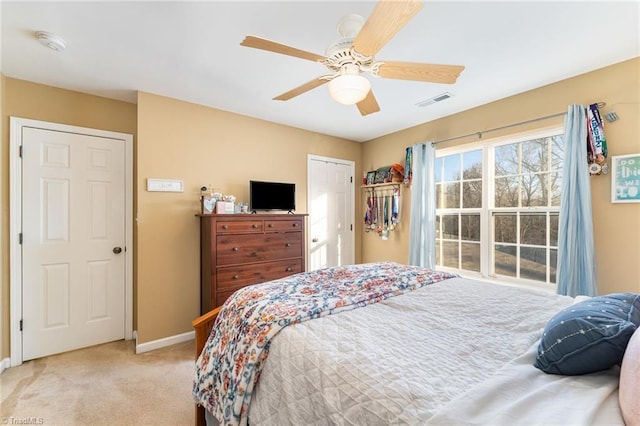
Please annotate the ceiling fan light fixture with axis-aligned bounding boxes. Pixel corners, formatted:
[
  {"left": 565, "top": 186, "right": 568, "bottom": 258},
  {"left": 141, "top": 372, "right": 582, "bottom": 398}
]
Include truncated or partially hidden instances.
[{"left": 328, "top": 74, "right": 371, "bottom": 105}]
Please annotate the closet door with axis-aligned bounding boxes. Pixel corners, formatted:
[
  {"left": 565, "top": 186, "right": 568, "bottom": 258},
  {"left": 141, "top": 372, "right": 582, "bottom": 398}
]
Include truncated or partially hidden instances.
[
  {"left": 307, "top": 155, "right": 355, "bottom": 270},
  {"left": 22, "top": 126, "right": 126, "bottom": 361}
]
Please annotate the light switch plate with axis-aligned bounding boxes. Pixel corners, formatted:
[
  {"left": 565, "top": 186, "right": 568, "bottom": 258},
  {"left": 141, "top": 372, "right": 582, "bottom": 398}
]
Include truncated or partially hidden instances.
[{"left": 147, "top": 178, "right": 184, "bottom": 192}]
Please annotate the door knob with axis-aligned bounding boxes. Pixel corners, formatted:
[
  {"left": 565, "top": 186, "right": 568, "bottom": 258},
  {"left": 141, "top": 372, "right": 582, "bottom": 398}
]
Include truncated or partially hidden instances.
[
  {"left": 312, "top": 237, "right": 319, "bottom": 243},
  {"left": 113, "top": 247, "right": 123, "bottom": 254}
]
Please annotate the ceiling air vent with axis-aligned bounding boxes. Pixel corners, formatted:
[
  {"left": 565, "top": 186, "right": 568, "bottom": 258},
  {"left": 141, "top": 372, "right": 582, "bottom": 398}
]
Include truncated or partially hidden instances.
[{"left": 415, "top": 92, "right": 453, "bottom": 108}]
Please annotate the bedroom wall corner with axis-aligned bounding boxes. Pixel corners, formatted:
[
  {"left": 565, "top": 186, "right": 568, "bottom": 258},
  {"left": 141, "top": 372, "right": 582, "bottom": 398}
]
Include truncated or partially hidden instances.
[
  {"left": 585, "top": 58, "right": 640, "bottom": 295},
  {"left": 1, "top": 72, "right": 8, "bottom": 360},
  {"left": 358, "top": 139, "right": 411, "bottom": 265},
  {"left": 0, "top": 78, "right": 137, "bottom": 361},
  {"left": 361, "top": 57, "right": 640, "bottom": 295},
  {"left": 135, "top": 91, "right": 362, "bottom": 345}
]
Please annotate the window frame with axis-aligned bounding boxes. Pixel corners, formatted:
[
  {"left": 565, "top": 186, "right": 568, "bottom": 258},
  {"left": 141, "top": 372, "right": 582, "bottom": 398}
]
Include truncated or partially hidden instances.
[{"left": 435, "top": 126, "right": 563, "bottom": 292}]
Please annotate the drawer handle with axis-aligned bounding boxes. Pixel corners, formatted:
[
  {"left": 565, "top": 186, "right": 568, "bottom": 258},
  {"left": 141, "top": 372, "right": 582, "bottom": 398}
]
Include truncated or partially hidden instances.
[
  {"left": 232, "top": 247, "right": 239, "bottom": 252},
  {"left": 292, "top": 223, "right": 298, "bottom": 227},
  {"left": 252, "top": 224, "right": 258, "bottom": 228},
  {"left": 285, "top": 243, "right": 292, "bottom": 247},
  {"left": 286, "top": 267, "right": 293, "bottom": 272},
  {"left": 233, "top": 275, "right": 239, "bottom": 280},
  {"left": 268, "top": 223, "right": 274, "bottom": 228},
  {"left": 222, "top": 225, "right": 229, "bottom": 230}
]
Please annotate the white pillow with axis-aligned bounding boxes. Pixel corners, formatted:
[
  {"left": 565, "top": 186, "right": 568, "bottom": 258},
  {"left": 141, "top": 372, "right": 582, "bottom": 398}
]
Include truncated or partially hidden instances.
[{"left": 620, "top": 327, "right": 640, "bottom": 426}]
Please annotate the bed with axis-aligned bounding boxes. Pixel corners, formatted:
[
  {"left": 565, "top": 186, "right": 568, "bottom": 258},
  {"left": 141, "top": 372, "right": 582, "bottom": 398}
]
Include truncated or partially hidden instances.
[{"left": 192, "top": 262, "right": 639, "bottom": 426}]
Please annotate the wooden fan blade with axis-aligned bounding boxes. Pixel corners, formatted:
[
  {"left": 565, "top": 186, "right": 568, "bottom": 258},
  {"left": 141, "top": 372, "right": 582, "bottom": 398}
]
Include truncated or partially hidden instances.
[
  {"left": 241, "top": 35, "right": 326, "bottom": 62},
  {"left": 377, "top": 61, "right": 465, "bottom": 84},
  {"left": 273, "top": 78, "right": 329, "bottom": 101},
  {"left": 352, "top": 0, "right": 424, "bottom": 57},
  {"left": 357, "top": 90, "right": 380, "bottom": 116}
]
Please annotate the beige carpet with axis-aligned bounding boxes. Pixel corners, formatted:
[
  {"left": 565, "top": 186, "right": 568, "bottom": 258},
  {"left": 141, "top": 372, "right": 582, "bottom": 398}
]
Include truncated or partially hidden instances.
[{"left": 1, "top": 339, "right": 196, "bottom": 425}]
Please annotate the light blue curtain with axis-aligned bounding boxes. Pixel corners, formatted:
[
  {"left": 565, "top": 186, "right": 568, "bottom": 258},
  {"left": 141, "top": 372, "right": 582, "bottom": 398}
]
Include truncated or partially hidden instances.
[
  {"left": 409, "top": 142, "right": 436, "bottom": 268},
  {"left": 556, "top": 105, "right": 597, "bottom": 297}
]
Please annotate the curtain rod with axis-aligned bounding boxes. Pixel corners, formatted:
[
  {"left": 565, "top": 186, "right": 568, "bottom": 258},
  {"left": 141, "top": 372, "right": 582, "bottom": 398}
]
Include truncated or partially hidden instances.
[{"left": 432, "top": 102, "right": 606, "bottom": 145}]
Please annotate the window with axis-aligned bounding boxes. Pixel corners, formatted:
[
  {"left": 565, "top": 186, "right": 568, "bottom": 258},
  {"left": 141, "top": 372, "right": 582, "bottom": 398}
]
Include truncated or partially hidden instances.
[{"left": 434, "top": 129, "right": 563, "bottom": 287}]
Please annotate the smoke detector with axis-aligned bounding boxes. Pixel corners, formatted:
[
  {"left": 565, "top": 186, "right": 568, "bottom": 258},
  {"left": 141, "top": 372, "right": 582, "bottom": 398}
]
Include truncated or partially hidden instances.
[{"left": 35, "top": 31, "right": 66, "bottom": 52}]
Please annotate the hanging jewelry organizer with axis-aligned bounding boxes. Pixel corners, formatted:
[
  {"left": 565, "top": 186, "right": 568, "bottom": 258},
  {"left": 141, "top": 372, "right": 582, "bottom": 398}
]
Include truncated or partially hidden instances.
[{"left": 363, "top": 182, "right": 401, "bottom": 239}]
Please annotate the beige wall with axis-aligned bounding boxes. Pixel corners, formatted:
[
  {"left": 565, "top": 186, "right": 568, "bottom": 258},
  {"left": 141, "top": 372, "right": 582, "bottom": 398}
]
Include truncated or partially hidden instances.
[
  {"left": 2, "top": 58, "right": 638, "bottom": 358},
  {"left": 362, "top": 58, "right": 640, "bottom": 295},
  {"left": 135, "top": 91, "right": 362, "bottom": 343},
  {"left": 0, "top": 78, "right": 137, "bottom": 359},
  {"left": 0, "top": 78, "right": 361, "bottom": 358},
  {"left": 0, "top": 77, "right": 361, "bottom": 358}
]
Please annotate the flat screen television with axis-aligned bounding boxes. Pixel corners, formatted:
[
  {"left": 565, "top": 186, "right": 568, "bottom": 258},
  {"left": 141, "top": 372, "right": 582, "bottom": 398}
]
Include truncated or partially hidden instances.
[{"left": 249, "top": 180, "right": 296, "bottom": 212}]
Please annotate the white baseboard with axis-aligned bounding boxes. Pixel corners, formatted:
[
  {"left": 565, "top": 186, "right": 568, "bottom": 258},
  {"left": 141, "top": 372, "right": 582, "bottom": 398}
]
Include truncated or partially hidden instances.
[
  {"left": 0, "top": 358, "right": 11, "bottom": 374},
  {"left": 135, "top": 330, "right": 194, "bottom": 354}
]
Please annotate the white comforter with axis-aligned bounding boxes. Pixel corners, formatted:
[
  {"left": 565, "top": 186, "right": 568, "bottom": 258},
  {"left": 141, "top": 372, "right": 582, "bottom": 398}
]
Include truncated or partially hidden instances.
[
  {"left": 247, "top": 277, "right": 622, "bottom": 425},
  {"left": 427, "top": 340, "right": 622, "bottom": 425}
]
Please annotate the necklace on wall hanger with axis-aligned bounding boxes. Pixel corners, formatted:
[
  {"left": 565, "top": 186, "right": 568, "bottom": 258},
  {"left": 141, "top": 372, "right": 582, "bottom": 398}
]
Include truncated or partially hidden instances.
[
  {"left": 391, "top": 187, "right": 400, "bottom": 228},
  {"left": 381, "top": 194, "right": 390, "bottom": 240},
  {"left": 377, "top": 191, "right": 384, "bottom": 236},
  {"left": 364, "top": 192, "right": 372, "bottom": 232},
  {"left": 364, "top": 185, "right": 401, "bottom": 237},
  {"left": 371, "top": 191, "right": 378, "bottom": 231}
]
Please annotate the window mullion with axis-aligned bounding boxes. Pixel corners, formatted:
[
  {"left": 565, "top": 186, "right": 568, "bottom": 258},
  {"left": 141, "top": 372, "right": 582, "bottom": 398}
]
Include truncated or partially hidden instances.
[
  {"left": 482, "top": 146, "right": 492, "bottom": 278},
  {"left": 516, "top": 212, "right": 521, "bottom": 279},
  {"left": 546, "top": 211, "right": 551, "bottom": 284}
]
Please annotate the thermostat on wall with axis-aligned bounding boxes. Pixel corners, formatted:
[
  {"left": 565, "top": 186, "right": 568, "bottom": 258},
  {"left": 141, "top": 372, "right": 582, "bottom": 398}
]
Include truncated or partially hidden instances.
[{"left": 147, "top": 178, "right": 184, "bottom": 192}]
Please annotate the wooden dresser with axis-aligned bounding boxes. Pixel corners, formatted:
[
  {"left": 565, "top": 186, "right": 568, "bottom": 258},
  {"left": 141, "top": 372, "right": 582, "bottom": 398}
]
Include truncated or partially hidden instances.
[{"left": 199, "top": 213, "right": 306, "bottom": 314}]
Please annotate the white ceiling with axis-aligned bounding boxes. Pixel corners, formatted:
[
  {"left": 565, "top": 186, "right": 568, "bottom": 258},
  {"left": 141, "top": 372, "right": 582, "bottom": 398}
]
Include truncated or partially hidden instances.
[{"left": 1, "top": 1, "right": 639, "bottom": 142}]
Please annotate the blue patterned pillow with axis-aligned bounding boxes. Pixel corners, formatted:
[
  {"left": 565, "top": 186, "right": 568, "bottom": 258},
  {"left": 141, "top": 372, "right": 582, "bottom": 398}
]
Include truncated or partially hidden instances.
[{"left": 535, "top": 293, "right": 640, "bottom": 375}]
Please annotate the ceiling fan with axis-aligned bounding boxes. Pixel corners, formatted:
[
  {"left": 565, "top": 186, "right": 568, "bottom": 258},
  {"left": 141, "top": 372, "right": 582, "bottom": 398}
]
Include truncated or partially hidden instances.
[{"left": 240, "top": 0, "right": 464, "bottom": 116}]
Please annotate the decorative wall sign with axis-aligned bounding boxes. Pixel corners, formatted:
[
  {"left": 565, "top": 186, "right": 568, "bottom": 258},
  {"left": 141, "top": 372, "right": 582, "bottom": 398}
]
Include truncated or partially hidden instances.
[{"left": 611, "top": 154, "right": 640, "bottom": 203}]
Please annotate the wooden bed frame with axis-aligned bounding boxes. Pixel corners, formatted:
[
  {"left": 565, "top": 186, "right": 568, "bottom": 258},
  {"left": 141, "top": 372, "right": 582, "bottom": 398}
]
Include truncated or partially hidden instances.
[{"left": 192, "top": 306, "right": 222, "bottom": 426}]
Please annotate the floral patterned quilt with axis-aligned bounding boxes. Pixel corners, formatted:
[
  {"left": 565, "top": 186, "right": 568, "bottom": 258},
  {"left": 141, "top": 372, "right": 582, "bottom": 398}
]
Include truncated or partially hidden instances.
[{"left": 193, "top": 261, "right": 457, "bottom": 426}]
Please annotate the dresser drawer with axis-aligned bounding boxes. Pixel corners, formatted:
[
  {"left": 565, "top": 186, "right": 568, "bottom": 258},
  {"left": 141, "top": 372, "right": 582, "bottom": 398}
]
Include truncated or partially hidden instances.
[
  {"left": 200, "top": 213, "right": 306, "bottom": 313},
  {"left": 264, "top": 219, "right": 303, "bottom": 232},
  {"left": 216, "top": 258, "right": 303, "bottom": 290},
  {"left": 216, "top": 220, "right": 263, "bottom": 234},
  {"left": 216, "top": 232, "right": 302, "bottom": 265}
]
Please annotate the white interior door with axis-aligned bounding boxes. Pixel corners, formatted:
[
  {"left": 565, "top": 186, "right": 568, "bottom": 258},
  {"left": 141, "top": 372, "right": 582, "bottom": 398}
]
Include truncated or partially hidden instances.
[
  {"left": 21, "top": 127, "right": 126, "bottom": 361},
  {"left": 307, "top": 156, "right": 354, "bottom": 271}
]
